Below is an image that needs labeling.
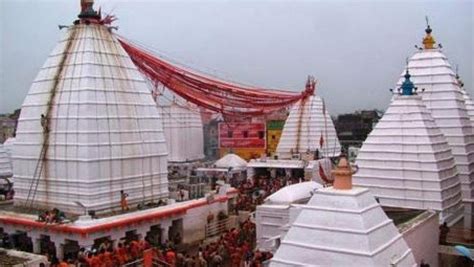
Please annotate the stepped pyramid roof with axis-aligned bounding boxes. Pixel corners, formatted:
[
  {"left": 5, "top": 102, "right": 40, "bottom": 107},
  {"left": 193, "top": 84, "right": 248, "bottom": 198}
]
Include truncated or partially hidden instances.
[
  {"left": 353, "top": 71, "right": 463, "bottom": 224},
  {"left": 270, "top": 158, "right": 416, "bottom": 266},
  {"left": 396, "top": 24, "right": 474, "bottom": 202}
]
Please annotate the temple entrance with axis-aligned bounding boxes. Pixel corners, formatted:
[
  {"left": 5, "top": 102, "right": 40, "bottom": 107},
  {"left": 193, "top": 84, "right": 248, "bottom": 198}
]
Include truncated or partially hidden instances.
[
  {"left": 40, "top": 235, "right": 56, "bottom": 259},
  {"left": 93, "top": 236, "right": 113, "bottom": 251},
  {"left": 63, "top": 240, "right": 80, "bottom": 261},
  {"left": 291, "top": 169, "right": 305, "bottom": 180},
  {"left": 169, "top": 219, "right": 183, "bottom": 246},
  {"left": 11, "top": 231, "right": 32, "bottom": 252},
  {"left": 253, "top": 168, "right": 270, "bottom": 177},
  {"left": 122, "top": 230, "right": 139, "bottom": 244},
  {"left": 146, "top": 225, "right": 162, "bottom": 247}
]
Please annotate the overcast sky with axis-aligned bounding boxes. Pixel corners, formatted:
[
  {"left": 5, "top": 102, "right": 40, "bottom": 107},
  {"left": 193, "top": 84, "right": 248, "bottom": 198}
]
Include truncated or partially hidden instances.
[{"left": 0, "top": 0, "right": 472, "bottom": 115}]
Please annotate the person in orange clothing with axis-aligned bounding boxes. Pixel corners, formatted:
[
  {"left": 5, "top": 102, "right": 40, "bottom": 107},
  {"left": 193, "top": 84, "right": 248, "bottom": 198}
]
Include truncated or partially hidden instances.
[
  {"left": 231, "top": 251, "right": 241, "bottom": 267},
  {"left": 129, "top": 239, "right": 140, "bottom": 260},
  {"left": 98, "top": 249, "right": 107, "bottom": 263},
  {"left": 120, "top": 190, "right": 129, "bottom": 212},
  {"left": 143, "top": 248, "right": 154, "bottom": 267},
  {"left": 154, "top": 247, "right": 166, "bottom": 263},
  {"left": 116, "top": 242, "right": 129, "bottom": 264},
  {"left": 103, "top": 248, "right": 114, "bottom": 267},
  {"left": 90, "top": 252, "right": 102, "bottom": 267},
  {"left": 165, "top": 248, "right": 176, "bottom": 266},
  {"left": 139, "top": 238, "right": 151, "bottom": 251},
  {"left": 57, "top": 259, "right": 68, "bottom": 267}
]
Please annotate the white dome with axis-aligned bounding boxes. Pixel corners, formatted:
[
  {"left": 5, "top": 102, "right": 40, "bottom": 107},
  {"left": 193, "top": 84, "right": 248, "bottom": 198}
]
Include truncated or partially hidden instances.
[
  {"left": 353, "top": 94, "right": 463, "bottom": 224},
  {"left": 159, "top": 103, "right": 204, "bottom": 162},
  {"left": 265, "top": 181, "right": 322, "bottom": 204},
  {"left": 13, "top": 23, "right": 169, "bottom": 213},
  {"left": 397, "top": 49, "right": 474, "bottom": 202},
  {"left": 214, "top": 153, "right": 247, "bottom": 169},
  {"left": 276, "top": 95, "right": 341, "bottom": 159},
  {"left": 0, "top": 145, "right": 13, "bottom": 178}
]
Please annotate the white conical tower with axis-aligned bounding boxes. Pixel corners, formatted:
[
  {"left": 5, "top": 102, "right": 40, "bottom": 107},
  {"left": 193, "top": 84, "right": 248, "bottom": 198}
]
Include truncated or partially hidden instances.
[
  {"left": 270, "top": 158, "right": 416, "bottom": 267},
  {"left": 397, "top": 24, "right": 474, "bottom": 224},
  {"left": 0, "top": 145, "right": 13, "bottom": 178},
  {"left": 353, "top": 71, "right": 463, "bottom": 225},
  {"left": 13, "top": 1, "right": 168, "bottom": 214},
  {"left": 158, "top": 101, "right": 204, "bottom": 162},
  {"left": 276, "top": 77, "right": 341, "bottom": 159}
]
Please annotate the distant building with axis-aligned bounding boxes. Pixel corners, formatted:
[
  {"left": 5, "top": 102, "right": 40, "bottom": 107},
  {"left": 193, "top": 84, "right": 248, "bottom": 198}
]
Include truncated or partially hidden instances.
[
  {"left": 265, "top": 108, "right": 289, "bottom": 157},
  {"left": 0, "top": 109, "right": 20, "bottom": 143},
  {"left": 218, "top": 121, "right": 266, "bottom": 161},
  {"left": 334, "top": 109, "right": 382, "bottom": 149},
  {"left": 205, "top": 109, "right": 289, "bottom": 161},
  {"left": 266, "top": 120, "right": 285, "bottom": 156}
]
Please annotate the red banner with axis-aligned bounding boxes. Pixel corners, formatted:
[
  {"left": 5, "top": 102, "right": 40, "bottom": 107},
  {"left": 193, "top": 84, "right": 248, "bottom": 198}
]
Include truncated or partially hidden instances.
[{"left": 219, "top": 123, "right": 266, "bottom": 148}]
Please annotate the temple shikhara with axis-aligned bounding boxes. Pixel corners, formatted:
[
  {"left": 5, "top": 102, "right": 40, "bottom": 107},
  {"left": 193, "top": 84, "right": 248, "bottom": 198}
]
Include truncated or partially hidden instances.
[
  {"left": 397, "top": 24, "right": 474, "bottom": 228},
  {"left": 276, "top": 77, "right": 341, "bottom": 159},
  {"left": 353, "top": 70, "right": 464, "bottom": 225},
  {"left": 13, "top": 10, "right": 170, "bottom": 214},
  {"left": 0, "top": 1, "right": 472, "bottom": 266}
]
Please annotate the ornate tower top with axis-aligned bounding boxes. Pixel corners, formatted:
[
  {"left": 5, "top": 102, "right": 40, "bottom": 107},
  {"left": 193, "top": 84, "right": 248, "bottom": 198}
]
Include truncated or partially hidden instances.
[
  {"left": 304, "top": 75, "right": 316, "bottom": 95},
  {"left": 332, "top": 156, "right": 353, "bottom": 190},
  {"left": 78, "top": 0, "right": 101, "bottom": 21},
  {"left": 422, "top": 17, "right": 436, "bottom": 49},
  {"left": 400, "top": 69, "right": 416, "bottom": 95}
]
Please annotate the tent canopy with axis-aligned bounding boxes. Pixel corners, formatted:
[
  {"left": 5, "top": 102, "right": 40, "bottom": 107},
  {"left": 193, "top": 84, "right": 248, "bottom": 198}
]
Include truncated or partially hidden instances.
[{"left": 214, "top": 153, "right": 247, "bottom": 170}]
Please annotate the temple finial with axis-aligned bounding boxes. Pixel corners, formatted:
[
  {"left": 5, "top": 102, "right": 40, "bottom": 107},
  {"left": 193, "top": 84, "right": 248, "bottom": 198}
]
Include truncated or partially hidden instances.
[
  {"left": 332, "top": 155, "right": 353, "bottom": 190},
  {"left": 305, "top": 75, "right": 316, "bottom": 95},
  {"left": 400, "top": 68, "right": 416, "bottom": 96},
  {"left": 78, "top": 0, "right": 101, "bottom": 21},
  {"left": 422, "top": 16, "right": 436, "bottom": 49}
]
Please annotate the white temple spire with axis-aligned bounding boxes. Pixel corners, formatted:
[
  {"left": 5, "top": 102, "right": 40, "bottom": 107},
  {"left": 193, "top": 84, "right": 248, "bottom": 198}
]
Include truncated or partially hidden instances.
[{"left": 13, "top": 3, "right": 169, "bottom": 214}]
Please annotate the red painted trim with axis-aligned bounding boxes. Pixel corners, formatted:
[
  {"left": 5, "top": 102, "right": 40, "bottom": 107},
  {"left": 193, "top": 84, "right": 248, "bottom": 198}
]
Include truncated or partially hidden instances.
[{"left": 0, "top": 194, "right": 232, "bottom": 235}]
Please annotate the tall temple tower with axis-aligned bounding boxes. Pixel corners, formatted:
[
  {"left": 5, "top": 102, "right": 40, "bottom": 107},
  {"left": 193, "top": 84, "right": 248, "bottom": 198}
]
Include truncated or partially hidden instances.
[
  {"left": 276, "top": 77, "right": 341, "bottom": 159},
  {"left": 13, "top": 0, "right": 169, "bottom": 214},
  {"left": 397, "top": 22, "right": 474, "bottom": 226},
  {"left": 353, "top": 70, "right": 464, "bottom": 225}
]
